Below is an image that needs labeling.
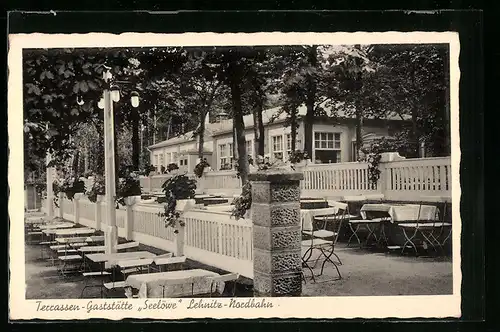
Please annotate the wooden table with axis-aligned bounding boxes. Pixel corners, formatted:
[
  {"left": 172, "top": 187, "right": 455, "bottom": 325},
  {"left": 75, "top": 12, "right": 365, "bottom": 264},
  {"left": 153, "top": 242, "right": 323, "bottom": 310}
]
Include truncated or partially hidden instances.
[
  {"left": 300, "top": 207, "right": 339, "bottom": 231},
  {"left": 86, "top": 251, "right": 157, "bottom": 264},
  {"left": 125, "top": 269, "right": 223, "bottom": 298},
  {"left": 38, "top": 222, "right": 74, "bottom": 230},
  {"left": 44, "top": 227, "right": 95, "bottom": 236}
]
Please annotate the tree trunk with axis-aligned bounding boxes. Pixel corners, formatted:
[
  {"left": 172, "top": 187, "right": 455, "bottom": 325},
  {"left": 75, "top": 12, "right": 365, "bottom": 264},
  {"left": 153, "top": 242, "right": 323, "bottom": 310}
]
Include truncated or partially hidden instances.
[
  {"left": 198, "top": 111, "right": 206, "bottom": 160},
  {"left": 253, "top": 103, "right": 265, "bottom": 157},
  {"left": 131, "top": 108, "right": 140, "bottom": 171},
  {"left": 409, "top": 68, "right": 420, "bottom": 158},
  {"left": 72, "top": 151, "right": 80, "bottom": 177},
  {"left": 304, "top": 46, "right": 318, "bottom": 158},
  {"left": 443, "top": 49, "right": 451, "bottom": 156},
  {"left": 113, "top": 117, "right": 120, "bottom": 187},
  {"left": 355, "top": 106, "right": 364, "bottom": 160},
  {"left": 291, "top": 108, "right": 297, "bottom": 152},
  {"left": 230, "top": 77, "right": 249, "bottom": 185}
]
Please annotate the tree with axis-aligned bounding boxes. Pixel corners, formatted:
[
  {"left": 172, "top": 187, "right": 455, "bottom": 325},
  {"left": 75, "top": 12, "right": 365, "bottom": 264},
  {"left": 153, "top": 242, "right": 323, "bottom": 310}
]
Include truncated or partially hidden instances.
[{"left": 368, "top": 44, "right": 449, "bottom": 157}]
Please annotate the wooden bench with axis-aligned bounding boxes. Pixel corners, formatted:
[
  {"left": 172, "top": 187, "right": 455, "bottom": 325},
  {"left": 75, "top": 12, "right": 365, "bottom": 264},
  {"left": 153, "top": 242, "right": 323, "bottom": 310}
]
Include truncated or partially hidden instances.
[{"left": 151, "top": 256, "right": 186, "bottom": 272}]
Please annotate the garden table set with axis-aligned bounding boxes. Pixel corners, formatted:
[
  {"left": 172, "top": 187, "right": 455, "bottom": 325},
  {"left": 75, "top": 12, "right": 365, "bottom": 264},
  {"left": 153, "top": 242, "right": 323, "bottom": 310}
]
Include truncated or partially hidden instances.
[{"left": 348, "top": 202, "right": 451, "bottom": 255}]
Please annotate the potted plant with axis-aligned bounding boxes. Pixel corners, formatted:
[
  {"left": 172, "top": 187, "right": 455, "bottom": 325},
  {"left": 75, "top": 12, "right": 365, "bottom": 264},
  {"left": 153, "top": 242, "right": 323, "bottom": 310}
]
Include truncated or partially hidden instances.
[
  {"left": 86, "top": 174, "right": 105, "bottom": 203},
  {"left": 167, "top": 163, "right": 179, "bottom": 173},
  {"left": 60, "top": 175, "right": 86, "bottom": 200},
  {"left": 160, "top": 174, "right": 197, "bottom": 232},
  {"left": 194, "top": 159, "right": 210, "bottom": 178},
  {"left": 116, "top": 172, "right": 142, "bottom": 207},
  {"left": 231, "top": 182, "right": 252, "bottom": 220}
]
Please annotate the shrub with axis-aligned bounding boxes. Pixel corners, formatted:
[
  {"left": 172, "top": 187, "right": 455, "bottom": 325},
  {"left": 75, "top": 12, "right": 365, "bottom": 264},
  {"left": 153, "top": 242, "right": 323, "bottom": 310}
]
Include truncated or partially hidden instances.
[
  {"left": 116, "top": 172, "right": 142, "bottom": 206},
  {"left": 159, "top": 174, "right": 197, "bottom": 232}
]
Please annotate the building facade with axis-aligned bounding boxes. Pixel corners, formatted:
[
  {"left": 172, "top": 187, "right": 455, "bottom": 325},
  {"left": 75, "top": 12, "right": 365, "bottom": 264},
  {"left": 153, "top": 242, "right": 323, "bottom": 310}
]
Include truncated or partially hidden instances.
[{"left": 149, "top": 105, "right": 408, "bottom": 173}]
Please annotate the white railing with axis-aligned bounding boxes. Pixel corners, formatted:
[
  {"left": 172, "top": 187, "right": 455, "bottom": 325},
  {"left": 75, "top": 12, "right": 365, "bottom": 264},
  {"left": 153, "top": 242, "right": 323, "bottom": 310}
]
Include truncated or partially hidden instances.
[
  {"left": 140, "top": 156, "right": 451, "bottom": 202},
  {"left": 382, "top": 157, "right": 451, "bottom": 201},
  {"left": 183, "top": 210, "right": 253, "bottom": 278},
  {"left": 41, "top": 195, "right": 254, "bottom": 278}
]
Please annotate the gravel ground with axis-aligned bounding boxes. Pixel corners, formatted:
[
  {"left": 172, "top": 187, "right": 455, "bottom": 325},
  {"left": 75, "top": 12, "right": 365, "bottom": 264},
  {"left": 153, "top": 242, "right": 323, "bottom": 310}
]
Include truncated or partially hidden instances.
[{"left": 25, "top": 238, "right": 452, "bottom": 299}]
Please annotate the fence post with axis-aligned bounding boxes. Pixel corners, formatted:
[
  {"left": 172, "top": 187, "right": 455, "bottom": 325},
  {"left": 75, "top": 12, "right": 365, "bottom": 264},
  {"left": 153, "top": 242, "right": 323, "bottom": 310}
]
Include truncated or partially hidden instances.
[
  {"left": 58, "top": 193, "right": 64, "bottom": 219},
  {"left": 175, "top": 221, "right": 185, "bottom": 257},
  {"left": 378, "top": 161, "right": 387, "bottom": 196},
  {"left": 95, "top": 195, "right": 104, "bottom": 231},
  {"left": 249, "top": 170, "right": 304, "bottom": 297},
  {"left": 74, "top": 193, "right": 83, "bottom": 224},
  {"left": 124, "top": 196, "right": 138, "bottom": 241}
]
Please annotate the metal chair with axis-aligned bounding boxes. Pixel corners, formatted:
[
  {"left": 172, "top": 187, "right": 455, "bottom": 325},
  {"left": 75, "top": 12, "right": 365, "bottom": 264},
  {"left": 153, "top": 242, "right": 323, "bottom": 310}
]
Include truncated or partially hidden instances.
[
  {"left": 399, "top": 201, "right": 451, "bottom": 256},
  {"left": 301, "top": 204, "right": 347, "bottom": 282}
]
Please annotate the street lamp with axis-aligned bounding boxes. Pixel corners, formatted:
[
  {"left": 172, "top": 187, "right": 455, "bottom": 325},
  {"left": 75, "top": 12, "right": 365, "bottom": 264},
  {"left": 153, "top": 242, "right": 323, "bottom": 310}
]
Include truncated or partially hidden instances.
[{"left": 95, "top": 69, "right": 140, "bottom": 255}]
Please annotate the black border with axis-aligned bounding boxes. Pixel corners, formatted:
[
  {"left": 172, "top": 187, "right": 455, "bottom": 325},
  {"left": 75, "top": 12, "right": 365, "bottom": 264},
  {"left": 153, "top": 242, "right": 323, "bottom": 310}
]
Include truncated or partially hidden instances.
[{"left": 5, "top": 6, "right": 486, "bottom": 332}]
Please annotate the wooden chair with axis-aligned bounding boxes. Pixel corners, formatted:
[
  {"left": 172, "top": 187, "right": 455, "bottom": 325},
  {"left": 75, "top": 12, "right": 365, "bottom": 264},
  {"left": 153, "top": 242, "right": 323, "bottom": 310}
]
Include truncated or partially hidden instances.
[{"left": 206, "top": 273, "right": 239, "bottom": 297}]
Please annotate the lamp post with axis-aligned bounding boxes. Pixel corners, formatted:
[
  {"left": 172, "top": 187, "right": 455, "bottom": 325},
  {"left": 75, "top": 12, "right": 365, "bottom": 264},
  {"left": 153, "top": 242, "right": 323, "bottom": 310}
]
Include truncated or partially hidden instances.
[
  {"left": 97, "top": 69, "right": 140, "bottom": 254},
  {"left": 45, "top": 124, "right": 54, "bottom": 220}
]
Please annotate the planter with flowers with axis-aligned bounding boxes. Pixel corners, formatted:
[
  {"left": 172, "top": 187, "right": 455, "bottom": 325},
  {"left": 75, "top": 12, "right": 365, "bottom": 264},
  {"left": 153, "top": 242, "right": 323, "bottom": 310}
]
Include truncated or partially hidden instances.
[
  {"left": 86, "top": 174, "right": 105, "bottom": 203},
  {"left": 159, "top": 174, "right": 197, "bottom": 233},
  {"left": 60, "top": 176, "right": 86, "bottom": 201},
  {"left": 194, "top": 159, "right": 210, "bottom": 178},
  {"left": 116, "top": 172, "right": 142, "bottom": 207},
  {"left": 365, "top": 144, "right": 382, "bottom": 189}
]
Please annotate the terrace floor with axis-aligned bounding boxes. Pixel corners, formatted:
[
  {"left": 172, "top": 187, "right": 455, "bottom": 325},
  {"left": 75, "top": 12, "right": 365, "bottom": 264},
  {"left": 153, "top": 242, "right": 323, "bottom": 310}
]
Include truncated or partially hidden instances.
[{"left": 25, "top": 239, "right": 453, "bottom": 299}]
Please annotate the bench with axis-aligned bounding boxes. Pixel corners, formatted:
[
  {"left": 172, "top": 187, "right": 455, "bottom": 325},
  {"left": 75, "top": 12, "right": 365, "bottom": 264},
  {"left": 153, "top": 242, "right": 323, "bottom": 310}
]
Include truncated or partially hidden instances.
[
  {"left": 151, "top": 256, "right": 186, "bottom": 272},
  {"left": 103, "top": 281, "right": 127, "bottom": 290},
  {"left": 80, "top": 271, "right": 112, "bottom": 298},
  {"left": 58, "top": 255, "right": 83, "bottom": 276}
]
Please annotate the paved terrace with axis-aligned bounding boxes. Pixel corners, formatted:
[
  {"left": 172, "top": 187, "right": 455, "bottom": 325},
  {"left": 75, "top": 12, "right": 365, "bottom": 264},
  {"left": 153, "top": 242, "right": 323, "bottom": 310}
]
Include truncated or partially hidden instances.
[{"left": 25, "top": 236, "right": 453, "bottom": 299}]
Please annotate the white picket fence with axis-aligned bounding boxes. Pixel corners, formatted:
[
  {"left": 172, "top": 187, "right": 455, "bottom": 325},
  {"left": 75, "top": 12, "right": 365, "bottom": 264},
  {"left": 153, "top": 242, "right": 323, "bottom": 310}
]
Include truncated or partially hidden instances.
[
  {"left": 43, "top": 196, "right": 254, "bottom": 279},
  {"left": 140, "top": 156, "right": 451, "bottom": 201}
]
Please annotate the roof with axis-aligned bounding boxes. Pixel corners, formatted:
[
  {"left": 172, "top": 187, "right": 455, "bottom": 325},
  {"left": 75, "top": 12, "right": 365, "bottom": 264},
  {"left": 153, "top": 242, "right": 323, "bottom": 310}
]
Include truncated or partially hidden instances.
[
  {"left": 210, "top": 104, "right": 411, "bottom": 136},
  {"left": 149, "top": 103, "right": 411, "bottom": 147},
  {"left": 148, "top": 126, "right": 216, "bottom": 149}
]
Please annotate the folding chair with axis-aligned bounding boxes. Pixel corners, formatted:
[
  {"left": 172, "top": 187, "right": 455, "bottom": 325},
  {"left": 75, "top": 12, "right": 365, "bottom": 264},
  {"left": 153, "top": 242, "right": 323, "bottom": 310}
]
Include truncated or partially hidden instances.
[
  {"left": 206, "top": 273, "right": 239, "bottom": 297},
  {"left": 301, "top": 205, "right": 346, "bottom": 283},
  {"left": 398, "top": 202, "right": 451, "bottom": 256},
  {"left": 347, "top": 211, "right": 391, "bottom": 248}
]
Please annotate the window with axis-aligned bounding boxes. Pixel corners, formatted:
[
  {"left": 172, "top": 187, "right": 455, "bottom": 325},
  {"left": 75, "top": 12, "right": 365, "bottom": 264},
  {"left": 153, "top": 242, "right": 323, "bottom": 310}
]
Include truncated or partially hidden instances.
[
  {"left": 219, "top": 144, "right": 228, "bottom": 169},
  {"left": 285, "top": 134, "right": 292, "bottom": 155},
  {"left": 246, "top": 140, "right": 253, "bottom": 158},
  {"left": 165, "top": 153, "right": 171, "bottom": 165},
  {"left": 271, "top": 135, "right": 284, "bottom": 160},
  {"left": 314, "top": 132, "right": 341, "bottom": 163},
  {"left": 228, "top": 143, "right": 234, "bottom": 167},
  {"left": 159, "top": 154, "right": 164, "bottom": 167}
]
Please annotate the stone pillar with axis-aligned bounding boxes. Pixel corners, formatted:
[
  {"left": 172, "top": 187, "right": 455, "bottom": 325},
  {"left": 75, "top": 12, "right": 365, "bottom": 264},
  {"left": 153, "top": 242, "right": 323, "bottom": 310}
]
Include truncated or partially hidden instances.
[
  {"left": 95, "top": 195, "right": 104, "bottom": 231},
  {"left": 58, "top": 192, "right": 64, "bottom": 219},
  {"left": 249, "top": 171, "right": 304, "bottom": 297}
]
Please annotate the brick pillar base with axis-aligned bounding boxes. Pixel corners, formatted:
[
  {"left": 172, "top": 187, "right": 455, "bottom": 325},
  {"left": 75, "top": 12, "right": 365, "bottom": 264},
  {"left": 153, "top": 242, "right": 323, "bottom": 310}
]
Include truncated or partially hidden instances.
[{"left": 249, "top": 171, "right": 304, "bottom": 297}]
